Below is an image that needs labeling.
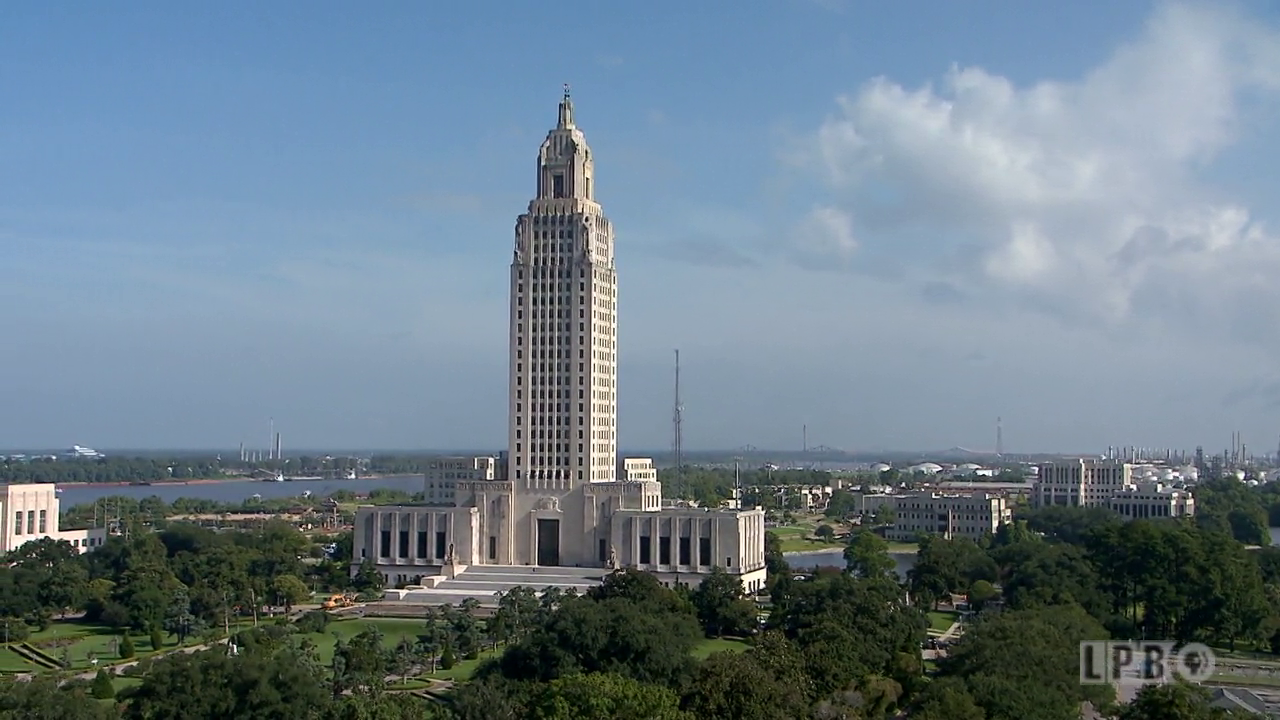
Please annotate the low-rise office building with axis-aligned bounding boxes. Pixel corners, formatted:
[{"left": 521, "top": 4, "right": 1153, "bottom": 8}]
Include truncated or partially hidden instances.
[
  {"left": 1033, "top": 458, "right": 1132, "bottom": 508},
  {"left": 886, "top": 490, "right": 1012, "bottom": 542},
  {"left": 1033, "top": 459, "right": 1197, "bottom": 521},
  {"left": 1105, "top": 481, "right": 1195, "bottom": 520},
  {"left": 0, "top": 483, "right": 107, "bottom": 554}
]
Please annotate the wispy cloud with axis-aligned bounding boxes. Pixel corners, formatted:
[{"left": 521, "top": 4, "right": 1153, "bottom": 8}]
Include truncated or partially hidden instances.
[{"left": 640, "top": 237, "right": 759, "bottom": 269}]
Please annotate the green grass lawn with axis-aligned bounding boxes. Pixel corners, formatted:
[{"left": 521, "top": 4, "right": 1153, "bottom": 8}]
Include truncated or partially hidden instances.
[
  {"left": 293, "top": 617, "right": 428, "bottom": 667},
  {"left": 14, "top": 619, "right": 258, "bottom": 673},
  {"left": 778, "top": 537, "right": 845, "bottom": 553},
  {"left": 691, "top": 637, "right": 749, "bottom": 660},
  {"left": 926, "top": 611, "right": 958, "bottom": 634},
  {"left": 424, "top": 647, "right": 501, "bottom": 682},
  {"left": 0, "top": 646, "right": 34, "bottom": 673},
  {"left": 1211, "top": 673, "right": 1280, "bottom": 688},
  {"left": 27, "top": 622, "right": 137, "bottom": 670},
  {"left": 1211, "top": 646, "right": 1280, "bottom": 665},
  {"left": 886, "top": 542, "right": 919, "bottom": 553}
]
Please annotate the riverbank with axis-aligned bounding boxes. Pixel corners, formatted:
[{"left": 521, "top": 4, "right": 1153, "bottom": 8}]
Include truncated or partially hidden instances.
[{"left": 55, "top": 474, "right": 399, "bottom": 489}]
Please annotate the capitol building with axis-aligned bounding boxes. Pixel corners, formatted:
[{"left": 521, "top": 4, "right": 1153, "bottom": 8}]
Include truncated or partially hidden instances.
[{"left": 350, "top": 90, "right": 767, "bottom": 596}]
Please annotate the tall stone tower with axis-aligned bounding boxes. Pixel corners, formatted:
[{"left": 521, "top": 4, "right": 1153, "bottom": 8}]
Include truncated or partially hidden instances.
[{"left": 508, "top": 87, "right": 618, "bottom": 492}]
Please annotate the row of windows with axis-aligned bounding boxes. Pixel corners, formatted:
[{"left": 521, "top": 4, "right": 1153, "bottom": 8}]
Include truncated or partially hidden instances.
[
  {"left": 517, "top": 455, "right": 586, "bottom": 467},
  {"left": 530, "top": 214, "right": 584, "bottom": 227},
  {"left": 633, "top": 535, "right": 717, "bottom": 567},
  {"left": 515, "top": 442, "right": 587, "bottom": 453},
  {"left": 13, "top": 509, "right": 46, "bottom": 535},
  {"left": 516, "top": 308, "right": 587, "bottom": 321},
  {"left": 517, "top": 469, "right": 583, "bottom": 481}
]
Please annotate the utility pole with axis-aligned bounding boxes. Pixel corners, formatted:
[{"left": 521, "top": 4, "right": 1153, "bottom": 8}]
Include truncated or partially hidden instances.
[{"left": 673, "top": 349, "right": 683, "bottom": 483}]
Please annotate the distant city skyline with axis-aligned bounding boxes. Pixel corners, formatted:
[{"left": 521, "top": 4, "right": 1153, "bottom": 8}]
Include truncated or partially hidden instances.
[{"left": 3, "top": 2, "right": 1280, "bottom": 452}]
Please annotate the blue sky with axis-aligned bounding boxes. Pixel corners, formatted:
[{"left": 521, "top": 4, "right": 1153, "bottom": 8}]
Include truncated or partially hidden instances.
[{"left": 4, "top": 1, "right": 1280, "bottom": 454}]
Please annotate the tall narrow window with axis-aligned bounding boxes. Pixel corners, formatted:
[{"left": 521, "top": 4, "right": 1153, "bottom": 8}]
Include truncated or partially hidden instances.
[{"left": 553, "top": 173, "right": 566, "bottom": 198}]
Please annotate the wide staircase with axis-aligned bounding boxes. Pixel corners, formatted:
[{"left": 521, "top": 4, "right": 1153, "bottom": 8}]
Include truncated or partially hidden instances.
[{"left": 384, "top": 565, "right": 609, "bottom": 606}]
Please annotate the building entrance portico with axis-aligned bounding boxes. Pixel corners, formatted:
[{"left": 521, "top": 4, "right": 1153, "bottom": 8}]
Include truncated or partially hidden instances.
[{"left": 536, "top": 518, "right": 561, "bottom": 566}]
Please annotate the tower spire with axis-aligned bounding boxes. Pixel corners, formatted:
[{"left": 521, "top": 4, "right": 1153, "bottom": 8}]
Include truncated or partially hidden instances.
[{"left": 558, "top": 83, "right": 574, "bottom": 128}]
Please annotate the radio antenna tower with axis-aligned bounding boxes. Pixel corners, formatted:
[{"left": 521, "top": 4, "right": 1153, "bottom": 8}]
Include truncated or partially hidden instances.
[
  {"left": 673, "top": 350, "right": 683, "bottom": 480},
  {"left": 996, "top": 417, "right": 1004, "bottom": 457}
]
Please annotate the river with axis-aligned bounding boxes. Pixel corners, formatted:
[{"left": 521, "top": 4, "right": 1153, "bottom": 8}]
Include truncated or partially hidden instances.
[
  {"left": 56, "top": 475, "right": 426, "bottom": 508},
  {"left": 785, "top": 549, "right": 917, "bottom": 578}
]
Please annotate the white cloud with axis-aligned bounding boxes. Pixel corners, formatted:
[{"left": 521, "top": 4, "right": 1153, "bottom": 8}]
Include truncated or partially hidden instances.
[
  {"left": 791, "top": 205, "right": 858, "bottom": 268},
  {"left": 795, "top": 2, "right": 1280, "bottom": 340}
]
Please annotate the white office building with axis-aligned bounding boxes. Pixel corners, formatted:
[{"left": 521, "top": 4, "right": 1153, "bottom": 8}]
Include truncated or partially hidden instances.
[
  {"left": 1033, "top": 458, "right": 1197, "bottom": 521},
  {"left": 351, "top": 90, "right": 766, "bottom": 596},
  {"left": 1033, "top": 458, "right": 1132, "bottom": 508},
  {"left": 0, "top": 483, "right": 107, "bottom": 554},
  {"left": 1105, "top": 481, "right": 1195, "bottom": 520}
]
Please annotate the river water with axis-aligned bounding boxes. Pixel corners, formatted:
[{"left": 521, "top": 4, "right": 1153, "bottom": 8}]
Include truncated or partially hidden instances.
[
  {"left": 785, "top": 549, "right": 917, "bottom": 578},
  {"left": 56, "top": 475, "right": 426, "bottom": 508}
]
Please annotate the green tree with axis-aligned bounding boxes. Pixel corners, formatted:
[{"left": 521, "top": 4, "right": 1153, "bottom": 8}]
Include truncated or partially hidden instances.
[
  {"left": 844, "top": 530, "right": 895, "bottom": 580},
  {"left": 690, "top": 568, "right": 757, "bottom": 638},
  {"left": 1119, "top": 682, "right": 1236, "bottom": 720},
  {"left": 0, "top": 675, "right": 114, "bottom": 719},
  {"left": 120, "top": 633, "right": 135, "bottom": 658},
  {"left": 527, "top": 672, "right": 691, "bottom": 720},
  {"left": 122, "top": 640, "right": 331, "bottom": 720},
  {"left": 967, "top": 579, "right": 998, "bottom": 612},
  {"left": 936, "top": 605, "right": 1113, "bottom": 720},
  {"left": 90, "top": 669, "right": 116, "bottom": 700},
  {"left": 910, "top": 676, "right": 985, "bottom": 720},
  {"left": 684, "top": 645, "right": 809, "bottom": 719},
  {"left": 272, "top": 574, "right": 310, "bottom": 613}
]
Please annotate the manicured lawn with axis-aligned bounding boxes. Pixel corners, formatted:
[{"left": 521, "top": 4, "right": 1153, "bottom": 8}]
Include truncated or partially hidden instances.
[
  {"left": 692, "top": 637, "right": 749, "bottom": 660},
  {"left": 927, "top": 611, "right": 958, "bottom": 634},
  {"left": 1211, "top": 646, "right": 1280, "bottom": 665},
  {"left": 0, "top": 646, "right": 34, "bottom": 672},
  {"left": 293, "top": 617, "right": 428, "bottom": 666},
  {"left": 1211, "top": 673, "right": 1280, "bottom": 688},
  {"left": 886, "top": 542, "right": 919, "bottom": 553},
  {"left": 778, "top": 537, "right": 845, "bottom": 553},
  {"left": 28, "top": 622, "right": 136, "bottom": 669},
  {"left": 425, "top": 647, "right": 501, "bottom": 682},
  {"left": 25, "top": 619, "right": 254, "bottom": 671}
]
